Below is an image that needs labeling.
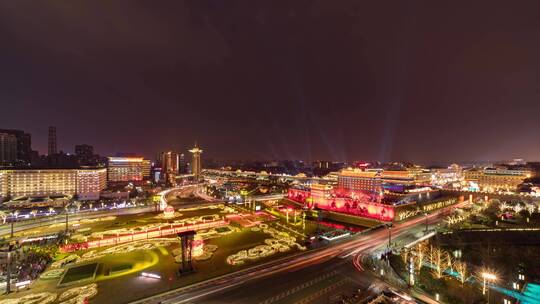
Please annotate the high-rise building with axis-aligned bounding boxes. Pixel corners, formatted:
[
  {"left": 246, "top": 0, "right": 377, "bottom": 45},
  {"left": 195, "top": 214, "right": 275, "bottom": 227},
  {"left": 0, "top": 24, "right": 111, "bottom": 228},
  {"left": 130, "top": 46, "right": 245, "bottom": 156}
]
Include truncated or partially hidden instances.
[
  {"left": 75, "top": 144, "right": 93, "bottom": 158},
  {"left": 189, "top": 143, "right": 203, "bottom": 180},
  {"left": 160, "top": 151, "right": 179, "bottom": 173},
  {"left": 75, "top": 144, "right": 94, "bottom": 165},
  {"left": 179, "top": 153, "right": 186, "bottom": 174},
  {"left": 0, "top": 129, "right": 32, "bottom": 164},
  {"left": 0, "top": 133, "right": 17, "bottom": 165},
  {"left": 107, "top": 156, "right": 150, "bottom": 183},
  {"left": 48, "top": 126, "right": 57, "bottom": 155},
  {"left": 142, "top": 159, "right": 151, "bottom": 179},
  {"left": 159, "top": 151, "right": 180, "bottom": 185}
]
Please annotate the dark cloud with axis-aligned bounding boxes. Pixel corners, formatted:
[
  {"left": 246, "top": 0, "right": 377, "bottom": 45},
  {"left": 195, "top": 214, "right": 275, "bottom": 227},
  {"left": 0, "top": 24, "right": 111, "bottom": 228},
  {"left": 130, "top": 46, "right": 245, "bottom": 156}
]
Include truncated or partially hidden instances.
[{"left": 1, "top": 1, "right": 539, "bottom": 163}]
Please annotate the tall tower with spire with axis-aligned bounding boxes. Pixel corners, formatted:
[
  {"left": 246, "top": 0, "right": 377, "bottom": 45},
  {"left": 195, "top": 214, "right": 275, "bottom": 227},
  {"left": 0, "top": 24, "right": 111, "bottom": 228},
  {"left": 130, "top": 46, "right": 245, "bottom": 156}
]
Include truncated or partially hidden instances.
[{"left": 189, "top": 143, "right": 203, "bottom": 180}]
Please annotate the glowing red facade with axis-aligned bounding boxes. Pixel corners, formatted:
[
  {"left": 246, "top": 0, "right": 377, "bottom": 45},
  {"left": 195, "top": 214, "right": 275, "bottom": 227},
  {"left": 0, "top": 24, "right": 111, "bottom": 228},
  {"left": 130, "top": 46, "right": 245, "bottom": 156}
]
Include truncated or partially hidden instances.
[{"left": 288, "top": 187, "right": 395, "bottom": 221}]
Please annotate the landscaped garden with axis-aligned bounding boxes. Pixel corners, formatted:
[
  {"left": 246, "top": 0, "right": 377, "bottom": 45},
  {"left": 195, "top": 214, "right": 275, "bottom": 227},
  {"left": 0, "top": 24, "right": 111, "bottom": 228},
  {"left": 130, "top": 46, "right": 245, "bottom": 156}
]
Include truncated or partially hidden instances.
[{"left": 2, "top": 201, "right": 326, "bottom": 303}]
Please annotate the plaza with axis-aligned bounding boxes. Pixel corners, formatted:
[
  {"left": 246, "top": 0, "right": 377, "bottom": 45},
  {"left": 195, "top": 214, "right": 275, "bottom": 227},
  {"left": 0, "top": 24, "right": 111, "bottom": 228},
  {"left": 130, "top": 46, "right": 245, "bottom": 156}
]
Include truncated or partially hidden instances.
[{"left": 0, "top": 197, "right": 338, "bottom": 303}]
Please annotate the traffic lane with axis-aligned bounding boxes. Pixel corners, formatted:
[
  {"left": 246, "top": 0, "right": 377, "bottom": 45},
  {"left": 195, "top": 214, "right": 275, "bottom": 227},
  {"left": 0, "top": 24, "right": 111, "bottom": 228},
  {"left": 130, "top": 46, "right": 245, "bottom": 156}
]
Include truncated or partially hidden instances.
[
  {"left": 163, "top": 231, "right": 394, "bottom": 304},
  {"left": 146, "top": 228, "right": 416, "bottom": 304},
  {"left": 197, "top": 256, "right": 368, "bottom": 304},
  {"left": 134, "top": 202, "right": 463, "bottom": 304}
]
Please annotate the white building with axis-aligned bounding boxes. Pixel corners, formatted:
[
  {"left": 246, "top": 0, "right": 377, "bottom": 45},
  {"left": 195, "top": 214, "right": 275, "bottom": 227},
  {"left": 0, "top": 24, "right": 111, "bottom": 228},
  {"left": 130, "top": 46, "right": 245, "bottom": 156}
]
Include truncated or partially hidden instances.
[{"left": 0, "top": 168, "right": 107, "bottom": 201}]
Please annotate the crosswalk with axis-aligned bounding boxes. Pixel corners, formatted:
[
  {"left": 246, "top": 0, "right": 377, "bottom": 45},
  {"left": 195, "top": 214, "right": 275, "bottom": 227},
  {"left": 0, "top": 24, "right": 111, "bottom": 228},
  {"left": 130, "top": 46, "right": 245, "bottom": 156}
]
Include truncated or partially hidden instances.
[
  {"left": 294, "top": 278, "right": 350, "bottom": 304},
  {"left": 257, "top": 271, "right": 339, "bottom": 304}
]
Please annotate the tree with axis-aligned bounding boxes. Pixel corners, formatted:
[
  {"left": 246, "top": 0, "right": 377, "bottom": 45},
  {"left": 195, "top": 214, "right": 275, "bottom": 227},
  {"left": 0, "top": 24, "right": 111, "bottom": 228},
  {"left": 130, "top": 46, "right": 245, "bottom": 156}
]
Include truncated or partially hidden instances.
[
  {"left": 415, "top": 242, "right": 428, "bottom": 271},
  {"left": 526, "top": 203, "right": 536, "bottom": 215},
  {"left": 445, "top": 251, "right": 454, "bottom": 273},
  {"left": 400, "top": 249, "right": 409, "bottom": 265},
  {"left": 429, "top": 247, "right": 445, "bottom": 279},
  {"left": 454, "top": 261, "right": 468, "bottom": 285},
  {"left": 74, "top": 201, "right": 82, "bottom": 212},
  {"left": 0, "top": 211, "right": 7, "bottom": 224}
]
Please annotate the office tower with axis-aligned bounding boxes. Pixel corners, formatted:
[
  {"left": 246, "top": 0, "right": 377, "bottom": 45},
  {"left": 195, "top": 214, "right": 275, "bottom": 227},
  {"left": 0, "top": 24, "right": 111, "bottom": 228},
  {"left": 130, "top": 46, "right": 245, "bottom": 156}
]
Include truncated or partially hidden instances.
[
  {"left": 0, "top": 129, "right": 32, "bottom": 164},
  {"left": 75, "top": 144, "right": 94, "bottom": 165},
  {"left": 0, "top": 133, "right": 17, "bottom": 165},
  {"left": 189, "top": 143, "right": 203, "bottom": 180},
  {"left": 142, "top": 159, "right": 151, "bottom": 179},
  {"left": 160, "top": 151, "right": 179, "bottom": 174},
  {"left": 48, "top": 126, "right": 57, "bottom": 155},
  {"left": 179, "top": 153, "right": 186, "bottom": 174},
  {"left": 75, "top": 144, "right": 94, "bottom": 158}
]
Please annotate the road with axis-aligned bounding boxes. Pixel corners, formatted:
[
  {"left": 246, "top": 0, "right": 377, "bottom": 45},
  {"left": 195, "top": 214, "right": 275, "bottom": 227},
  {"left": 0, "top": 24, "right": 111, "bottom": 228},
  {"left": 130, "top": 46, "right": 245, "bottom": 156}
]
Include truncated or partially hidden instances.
[
  {"left": 0, "top": 205, "right": 156, "bottom": 238},
  {"left": 131, "top": 201, "right": 465, "bottom": 304}
]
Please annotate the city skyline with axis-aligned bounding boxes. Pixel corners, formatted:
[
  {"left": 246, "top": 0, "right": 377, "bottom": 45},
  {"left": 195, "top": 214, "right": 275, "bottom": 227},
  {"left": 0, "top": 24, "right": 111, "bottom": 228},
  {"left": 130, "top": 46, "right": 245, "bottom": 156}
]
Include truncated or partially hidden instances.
[
  {"left": 1, "top": 127, "right": 538, "bottom": 166},
  {"left": 1, "top": 2, "right": 539, "bottom": 304},
  {"left": 1, "top": 1, "right": 540, "bottom": 162}
]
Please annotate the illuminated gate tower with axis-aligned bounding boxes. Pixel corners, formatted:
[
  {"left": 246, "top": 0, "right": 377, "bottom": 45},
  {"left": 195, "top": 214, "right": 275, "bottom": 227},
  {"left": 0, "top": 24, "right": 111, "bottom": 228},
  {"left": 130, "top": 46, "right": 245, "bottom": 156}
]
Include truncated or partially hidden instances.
[
  {"left": 310, "top": 184, "right": 332, "bottom": 208},
  {"left": 189, "top": 143, "right": 203, "bottom": 181}
]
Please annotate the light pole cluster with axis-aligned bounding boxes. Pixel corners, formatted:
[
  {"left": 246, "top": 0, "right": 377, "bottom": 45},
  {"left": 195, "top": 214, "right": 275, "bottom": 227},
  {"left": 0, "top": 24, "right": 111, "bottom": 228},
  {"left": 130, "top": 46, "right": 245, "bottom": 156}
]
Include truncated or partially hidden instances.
[{"left": 482, "top": 272, "right": 497, "bottom": 304}]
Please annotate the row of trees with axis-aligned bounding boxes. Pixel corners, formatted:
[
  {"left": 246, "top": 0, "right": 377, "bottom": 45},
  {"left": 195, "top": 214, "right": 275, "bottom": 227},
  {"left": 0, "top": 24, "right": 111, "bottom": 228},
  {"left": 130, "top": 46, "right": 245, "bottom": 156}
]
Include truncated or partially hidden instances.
[
  {"left": 444, "top": 200, "right": 488, "bottom": 226},
  {"left": 499, "top": 201, "right": 537, "bottom": 214},
  {"left": 401, "top": 241, "right": 469, "bottom": 284}
]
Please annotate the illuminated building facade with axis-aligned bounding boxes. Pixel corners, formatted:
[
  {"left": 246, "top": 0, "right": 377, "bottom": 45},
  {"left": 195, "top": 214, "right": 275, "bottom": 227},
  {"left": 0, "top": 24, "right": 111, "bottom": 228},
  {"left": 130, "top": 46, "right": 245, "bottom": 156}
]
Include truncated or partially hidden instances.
[
  {"left": 287, "top": 184, "right": 394, "bottom": 221},
  {"left": 160, "top": 151, "right": 179, "bottom": 174},
  {"left": 189, "top": 143, "right": 203, "bottom": 180},
  {"left": 336, "top": 167, "right": 430, "bottom": 194},
  {"left": 310, "top": 183, "right": 333, "bottom": 207},
  {"left": 429, "top": 164, "right": 463, "bottom": 188},
  {"left": 380, "top": 169, "right": 431, "bottom": 193},
  {"left": 287, "top": 167, "right": 435, "bottom": 221},
  {"left": 465, "top": 167, "right": 532, "bottom": 192},
  {"left": 0, "top": 168, "right": 107, "bottom": 200},
  {"left": 76, "top": 168, "right": 108, "bottom": 200},
  {"left": 142, "top": 159, "right": 151, "bottom": 179},
  {"left": 0, "top": 171, "right": 7, "bottom": 199},
  {"left": 107, "top": 157, "right": 151, "bottom": 182},
  {"left": 337, "top": 168, "right": 382, "bottom": 193}
]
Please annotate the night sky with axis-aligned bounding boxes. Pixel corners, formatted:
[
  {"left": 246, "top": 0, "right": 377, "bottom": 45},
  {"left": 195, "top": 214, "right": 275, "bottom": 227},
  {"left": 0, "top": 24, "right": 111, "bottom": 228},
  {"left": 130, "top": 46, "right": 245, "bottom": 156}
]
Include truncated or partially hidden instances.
[{"left": 2, "top": 1, "right": 540, "bottom": 163}]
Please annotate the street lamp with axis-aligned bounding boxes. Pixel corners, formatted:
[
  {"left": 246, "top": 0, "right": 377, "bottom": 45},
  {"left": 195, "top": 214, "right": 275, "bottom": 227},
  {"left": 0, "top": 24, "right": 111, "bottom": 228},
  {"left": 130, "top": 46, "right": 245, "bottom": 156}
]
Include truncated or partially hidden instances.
[
  {"left": 482, "top": 272, "right": 497, "bottom": 304},
  {"left": 64, "top": 201, "right": 75, "bottom": 234},
  {"left": 2, "top": 242, "right": 21, "bottom": 295},
  {"left": 9, "top": 210, "right": 20, "bottom": 239},
  {"left": 387, "top": 224, "right": 393, "bottom": 249},
  {"left": 424, "top": 212, "right": 429, "bottom": 233}
]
